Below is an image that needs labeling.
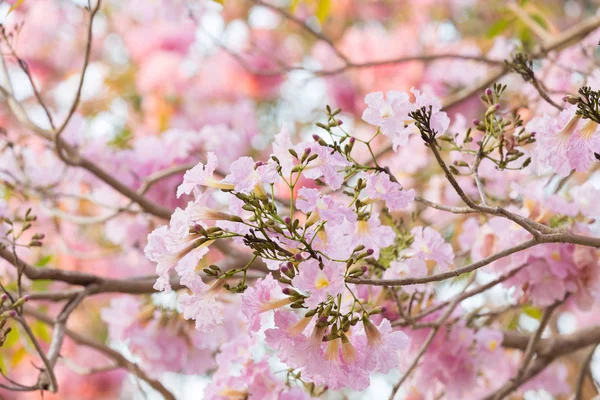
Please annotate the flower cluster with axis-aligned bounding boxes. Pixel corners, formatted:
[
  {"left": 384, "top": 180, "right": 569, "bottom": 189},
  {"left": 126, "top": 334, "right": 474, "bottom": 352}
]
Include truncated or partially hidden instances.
[{"left": 143, "top": 91, "right": 460, "bottom": 392}]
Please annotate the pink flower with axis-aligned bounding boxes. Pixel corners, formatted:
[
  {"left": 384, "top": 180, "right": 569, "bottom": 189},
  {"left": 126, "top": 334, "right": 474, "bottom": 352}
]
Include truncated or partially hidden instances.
[
  {"left": 224, "top": 156, "right": 279, "bottom": 194},
  {"left": 383, "top": 258, "right": 427, "bottom": 293},
  {"left": 144, "top": 208, "right": 213, "bottom": 291},
  {"left": 406, "top": 226, "right": 454, "bottom": 270},
  {"left": 520, "top": 362, "right": 570, "bottom": 396},
  {"left": 411, "top": 88, "right": 450, "bottom": 136},
  {"left": 529, "top": 105, "right": 578, "bottom": 177},
  {"left": 363, "top": 172, "right": 415, "bottom": 211},
  {"left": 265, "top": 311, "right": 319, "bottom": 367},
  {"left": 144, "top": 226, "right": 179, "bottom": 292},
  {"left": 271, "top": 126, "right": 302, "bottom": 177},
  {"left": 474, "top": 328, "right": 504, "bottom": 363},
  {"left": 100, "top": 296, "right": 142, "bottom": 341},
  {"left": 271, "top": 127, "right": 348, "bottom": 189},
  {"left": 570, "top": 181, "right": 600, "bottom": 217},
  {"left": 242, "top": 274, "right": 291, "bottom": 332},
  {"left": 568, "top": 119, "right": 600, "bottom": 172},
  {"left": 303, "top": 143, "right": 350, "bottom": 190},
  {"left": 179, "top": 273, "right": 224, "bottom": 332},
  {"left": 363, "top": 318, "right": 410, "bottom": 373},
  {"left": 292, "top": 259, "right": 345, "bottom": 308},
  {"left": 245, "top": 360, "right": 285, "bottom": 400},
  {"left": 279, "top": 388, "right": 311, "bottom": 400},
  {"left": 353, "top": 213, "right": 395, "bottom": 259},
  {"left": 362, "top": 91, "right": 414, "bottom": 145},
  {"left": 296, "top": 187, "right": 356, "bottom": 225},
  {"left": 176, "top": 152, "right": 233, "bottom": 198}
]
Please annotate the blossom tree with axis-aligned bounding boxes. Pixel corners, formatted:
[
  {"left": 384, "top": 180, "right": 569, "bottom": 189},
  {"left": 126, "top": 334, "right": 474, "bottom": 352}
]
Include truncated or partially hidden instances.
[{"left": 2, "top": 0, "right": 600, "bottom": 399}]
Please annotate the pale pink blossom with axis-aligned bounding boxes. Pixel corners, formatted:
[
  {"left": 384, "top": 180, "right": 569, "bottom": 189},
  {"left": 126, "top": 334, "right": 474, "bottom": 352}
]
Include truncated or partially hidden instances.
[
  {"left": 362, "top": 91, "right": 414, "bottom": 139},
  {"left": 292, "top": 259, "right": 345, "bottom": 308},
  {"left": 224, "top": 157, "right": 279, "bottom": 194},
  {"left": 363, "top": 318, "right": 410, "bottom": 373},
  {"left": 296, "top": 187, "right": 356, "bottom": 225},
  {"left": 383, "top": 258, "right": 427, "bottom": 293},
  {"left": 363, "top": 172, "right": 415, "bottom": 211},
  {"left": 303, "top": 143, "right": 350, "bottom": 190},
  {"left": 100, "top": 296, "right": 143, "bottom": 341},
  {"left": 406, "top": 226, "right": 455, "bottom": 270},
  {"left": 179, "top": 273, "right": 224, "bottom": 332},
  {"left": 411, "top": 87, "right": 450, "bottom": 136},
  {"left": 352, "top": 213, "right": 395, "bottom": 259},
  {"left": 242, "top": 274, "right": 291, "bottom": 332},
  {"left": 176, "top": 152, "right": 233, "bottom": 198},
  {"left": 568, "top": 119, "right": 600, "bottom": 172},
  {"left": 570, "top": 181, "right": 600, "bottom": 217}
]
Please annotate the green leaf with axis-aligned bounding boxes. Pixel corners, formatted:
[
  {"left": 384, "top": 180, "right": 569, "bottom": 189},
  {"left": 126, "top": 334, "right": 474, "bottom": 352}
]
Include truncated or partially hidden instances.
[
  {"left": 487, "top": 19, "right": 511, "bottom": 38},
  {"left": 34, "top": 255, "right": 52, "bottom": 267},
  {"left": 32, "top": 321, "right": 51, "bottom": 343},
  {"left": 3, "top": 328, "right": 18, "bottom": 348},
  {"left": 30, "top": 279, "right": 52, "bottom": 292},
  {"left": 315, "top": 0, "right": 331, "bottom": 24},
  {"left": 529, "top": 12, "right": 549, "bottom": 30},
  {"left": 108, "top": 128, "right": 133, "bottom": 149},
  {"left": 523, "top": 305, "right": 542, "bottom": 320},
  {"left": 10, "top": 347, "right": 26, "bottom": 367}
]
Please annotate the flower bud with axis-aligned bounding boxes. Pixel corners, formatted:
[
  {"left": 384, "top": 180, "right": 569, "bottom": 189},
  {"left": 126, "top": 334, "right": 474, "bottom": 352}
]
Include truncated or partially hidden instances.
[
  {"left": 341, "top": 334, "right": 357, "bottom": 362},
  {"left": 562, "top": 95, "right": 579, "bottom": 105},
  {"left": 12, "top": 295, "right": 30, "bottom": 308},
  {"left": 0, "top": 310, "right": 16, "bottom": 319}
]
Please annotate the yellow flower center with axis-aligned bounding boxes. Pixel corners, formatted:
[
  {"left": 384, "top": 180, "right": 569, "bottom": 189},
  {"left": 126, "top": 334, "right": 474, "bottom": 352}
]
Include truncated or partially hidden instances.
[
  {"left": 316, "top": 198, "right": 328, "bottom": 210},
  {"left": 421, "top": 243, "right": 431, "bottom": 254},
  {"left": 314, "top": 271, "right": 330, "bottom": 289},
  {"left": 207, "top": 176, "right": 235, "bottom": 190},
  {"left": 489, "top": 340, "right": 498, "bottom": 351},
  {"left": 375, "top": 182, "right": 387, "bottom": 193},
  {"left": 551, "top": 251, "right": 561, "bottom": 261},
  {"left": 380, "top": 104, "right": 393, "bottom": 119},
  {"left": 357, "top": 220, "right": 369, "bottom": 234},
  {"left": 580, "top": 119, "right": 599, "bottom": 140}
]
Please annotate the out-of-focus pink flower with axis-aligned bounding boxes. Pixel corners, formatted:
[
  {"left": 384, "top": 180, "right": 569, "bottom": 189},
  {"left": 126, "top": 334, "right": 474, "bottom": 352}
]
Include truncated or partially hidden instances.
[
  {"left": 383, "top": 258, "right": 427, "bottom": 293},
  {"left": 405, "top": 226, "right": 454, "bottom": 271}
]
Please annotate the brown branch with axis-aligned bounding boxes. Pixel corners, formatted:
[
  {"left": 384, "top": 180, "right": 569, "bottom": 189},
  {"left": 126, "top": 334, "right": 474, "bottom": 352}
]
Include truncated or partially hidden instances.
[
  {"left": 388, "top": 275, "right": 474, "bottom": 399},
  {"left": 348, "top": 238, "right": 539, "bottom": 286},
  {"left": 575, "top": 345, "right": 597, "bottom": 400},
  {"left": 13, "top": 315, "right": 58, "bottom": 392},
  {"left": 401, "top": 263, "right": 528, "bottom": 324},
  {"left": 24, "top": 307, "right": 176, "bottom": 400},
  {"left": 54, "top": 0, "right": 101, "bottom": 141}
]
